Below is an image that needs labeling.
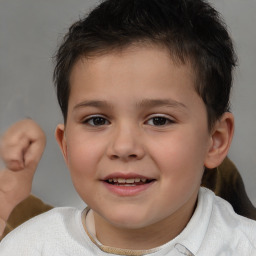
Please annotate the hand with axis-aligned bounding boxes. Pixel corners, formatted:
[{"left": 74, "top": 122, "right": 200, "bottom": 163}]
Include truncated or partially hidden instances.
[{"left": 0, "top": 119, "right": 46, "bottom": 223}]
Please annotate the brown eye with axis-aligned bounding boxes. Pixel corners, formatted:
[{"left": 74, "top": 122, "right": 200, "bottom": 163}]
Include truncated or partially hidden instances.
[
  {"left": 83, "top": 116, "right": 110, "bottom": 126},
  {"left": 146, "top": 116, "right": 174, "bottom": 126},
  {"left": 152, "top": 117, "right": 168, "bottom": 126}
]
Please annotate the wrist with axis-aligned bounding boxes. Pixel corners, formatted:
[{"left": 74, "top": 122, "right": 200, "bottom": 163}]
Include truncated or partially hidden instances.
[
  {"left": 0, "top": 217, "right": 6, "bottom": 237},
  {"left": 0, "top": 195, "right": 16, "bottom": 223}
]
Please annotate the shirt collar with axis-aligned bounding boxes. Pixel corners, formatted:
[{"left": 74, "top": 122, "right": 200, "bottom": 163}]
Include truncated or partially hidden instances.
[{"left": 171, "top": 187, "right": 214, "bottom": 255}]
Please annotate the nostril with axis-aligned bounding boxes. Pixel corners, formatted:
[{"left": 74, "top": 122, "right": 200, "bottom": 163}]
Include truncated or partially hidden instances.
[
  {"left": 110, "top": 154, "right": 138, "bottom": 160},
  {"left": 110, "top": 155, "right": 119, "bottom": 160}
]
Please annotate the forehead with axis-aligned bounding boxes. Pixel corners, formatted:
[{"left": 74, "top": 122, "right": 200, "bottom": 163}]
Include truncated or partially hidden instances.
[{"left": 69, "top": 44, "right": 196, "bottom": 95}]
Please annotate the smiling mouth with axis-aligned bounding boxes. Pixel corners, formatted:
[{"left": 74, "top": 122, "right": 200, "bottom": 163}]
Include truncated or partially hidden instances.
[{"left": 105, "top": 178, "right": 155, "bottom": 186}]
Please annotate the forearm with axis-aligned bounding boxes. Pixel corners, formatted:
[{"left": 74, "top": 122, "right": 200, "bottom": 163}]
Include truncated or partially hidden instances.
[
  {"left": 0, "top": 194, "right": 17, "bottom": 240},
  {"left": 0, "top": 213, "right": 9, "bottom": 240},
  {"left": 0, "top": 217, "right": 6, "bottom": 239}
]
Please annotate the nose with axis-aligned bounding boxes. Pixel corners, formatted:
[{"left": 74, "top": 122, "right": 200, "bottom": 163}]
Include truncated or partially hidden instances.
[{"left": 107, "top": 124, "right": 145, "bottom": 161}]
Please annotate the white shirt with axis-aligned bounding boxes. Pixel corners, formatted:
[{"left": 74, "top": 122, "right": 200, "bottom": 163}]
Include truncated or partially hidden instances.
[{"left": 0, "top": 187, "right": 256, "bottom": 256}]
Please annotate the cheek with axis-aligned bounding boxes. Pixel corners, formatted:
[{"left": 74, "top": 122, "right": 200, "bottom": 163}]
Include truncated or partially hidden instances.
[
  {"left": 65, "top": 140, "right": 99, "bottom": 202},
  {"left": 65, "top": 138, "right": 100, "bottom": 177},
  {"left": 149, "top": 130, "right": 208, "bottom": 180}
]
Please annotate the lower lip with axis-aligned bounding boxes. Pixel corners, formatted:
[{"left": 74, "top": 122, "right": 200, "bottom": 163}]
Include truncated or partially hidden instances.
[{"left": 102, "top": 181, "right": 155, "bottom": 196}]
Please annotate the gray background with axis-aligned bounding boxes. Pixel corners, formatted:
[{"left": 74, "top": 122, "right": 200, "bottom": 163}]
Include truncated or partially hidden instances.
[{"left": 0, "top": 0, "right": 255, "bottom": 209}]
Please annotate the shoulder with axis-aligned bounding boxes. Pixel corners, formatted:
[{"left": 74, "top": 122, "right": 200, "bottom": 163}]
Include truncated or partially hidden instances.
[
  {"left": 9, "top": 207, "right": 81, "bottom": 233},
  {"left": 0, "top": 207, "right": 86, "bottom": 255},
  {"left": 200, "top": 188, "right": 256, "bottom": 254},
  {"left": 201, "top": 187, "right": 256, "bottom": 233}
]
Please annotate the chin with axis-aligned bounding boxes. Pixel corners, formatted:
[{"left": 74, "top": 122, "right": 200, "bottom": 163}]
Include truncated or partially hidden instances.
[{"left": 104, "top": 209, "right": 154, "bottom": 230}]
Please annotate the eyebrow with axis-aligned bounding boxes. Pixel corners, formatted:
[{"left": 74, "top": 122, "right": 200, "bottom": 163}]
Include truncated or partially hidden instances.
[
  {"left": 73, "top": 98, "right": 187, "bottom": 112},
  {"left": 73, "top": 100, "right": 113, "bottom": 111},
  {"left": 137, "top": 99, "right": 187, "bottom": 109}
]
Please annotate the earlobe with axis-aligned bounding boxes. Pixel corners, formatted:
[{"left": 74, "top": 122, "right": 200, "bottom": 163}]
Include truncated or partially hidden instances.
[
  {"left": 204, "top": 112, "right": 234, "bottom": 169},
  {"left": 55, "top": 124, "right": 68, "bottom": 164}
]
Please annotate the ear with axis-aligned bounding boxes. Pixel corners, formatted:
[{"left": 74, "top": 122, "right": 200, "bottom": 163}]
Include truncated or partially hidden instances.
[
  {"left": 204, "top": 112, "right": 234, "bottom": 169},
  {"left": 55, "top": 124, "right": 68, "bottom": 165}
]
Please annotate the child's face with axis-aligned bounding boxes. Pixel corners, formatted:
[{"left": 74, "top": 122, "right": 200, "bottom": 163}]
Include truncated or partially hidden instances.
[{"left": 57, "top": 45, "right": 213, "bottom": 232}]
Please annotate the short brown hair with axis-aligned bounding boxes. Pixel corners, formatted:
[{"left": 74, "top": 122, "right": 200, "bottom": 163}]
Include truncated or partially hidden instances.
[{"left": 53, "top": 0, "right": 237, "bottom": 129}]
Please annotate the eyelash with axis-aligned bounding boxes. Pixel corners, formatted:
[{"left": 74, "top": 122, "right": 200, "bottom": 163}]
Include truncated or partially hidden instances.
[{"left": 82, "top": 115, "right": 174, "bottom": 127}]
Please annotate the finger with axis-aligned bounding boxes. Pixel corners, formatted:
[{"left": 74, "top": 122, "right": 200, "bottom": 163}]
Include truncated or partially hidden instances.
[
  {"left": 23, "top": 137, "right": 46, "bottom": 174},
  {"left": 0, "top": 119, "right": 46, "bottom": 172},
  {"left": 0, "top": 137, "right": 31, "bottom": 171},
  {"left": 4, "top": 159, "right": 24, "bottom": 171}
]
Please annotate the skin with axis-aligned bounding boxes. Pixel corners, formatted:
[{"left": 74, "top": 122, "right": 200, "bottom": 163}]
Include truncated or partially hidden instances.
[
  {"left": 56, "top": 45, "right": 234, "bottom": 250},
  {"left": 0, "top": 119, "right": 46, "bottom": 237}
]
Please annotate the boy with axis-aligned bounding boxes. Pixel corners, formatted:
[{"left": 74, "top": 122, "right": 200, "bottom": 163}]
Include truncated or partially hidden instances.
[{"left": 1, "top": 0, "right": 256, "bottom": 255}]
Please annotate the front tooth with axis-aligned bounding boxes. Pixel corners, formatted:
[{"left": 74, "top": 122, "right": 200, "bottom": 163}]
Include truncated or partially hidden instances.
[
  {"left": 117, "top": 178, "right": 125, "bottom": 183},
  {"left": 126, "top": 178, "right": 135, "bottom": 184}
]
